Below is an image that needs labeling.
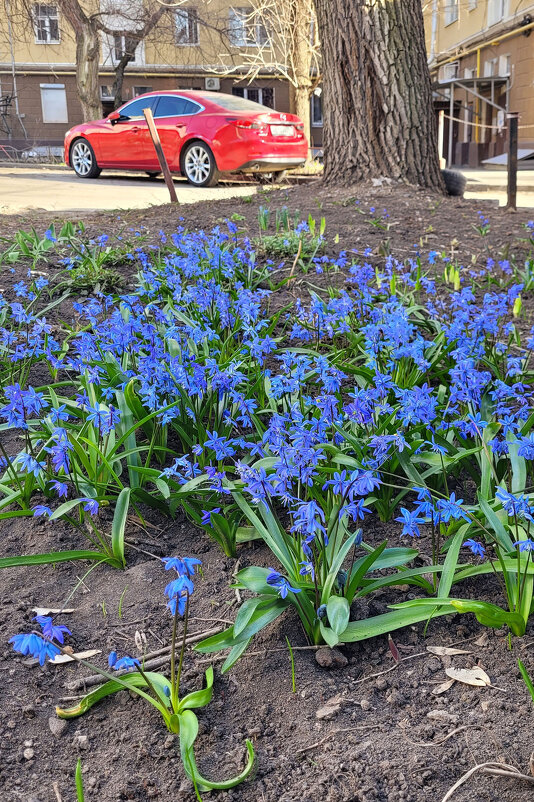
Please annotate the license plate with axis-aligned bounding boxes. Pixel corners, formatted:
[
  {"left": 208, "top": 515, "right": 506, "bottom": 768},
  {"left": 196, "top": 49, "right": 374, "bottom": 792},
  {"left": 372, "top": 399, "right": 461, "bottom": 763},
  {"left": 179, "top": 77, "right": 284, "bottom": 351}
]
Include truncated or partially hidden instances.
[{"left": 270, "top": 124, "right": 294, "bottom": 137}]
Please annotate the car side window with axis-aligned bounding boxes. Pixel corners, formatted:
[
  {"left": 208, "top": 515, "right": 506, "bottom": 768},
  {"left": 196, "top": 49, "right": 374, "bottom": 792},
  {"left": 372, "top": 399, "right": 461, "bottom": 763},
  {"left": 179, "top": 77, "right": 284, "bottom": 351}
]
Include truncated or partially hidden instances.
[
  {"left": 154, "top": 96, "right": 201, "bottom": 118},
  {"left": 119, "top": 97, "right": 158, "bottom": 120}
]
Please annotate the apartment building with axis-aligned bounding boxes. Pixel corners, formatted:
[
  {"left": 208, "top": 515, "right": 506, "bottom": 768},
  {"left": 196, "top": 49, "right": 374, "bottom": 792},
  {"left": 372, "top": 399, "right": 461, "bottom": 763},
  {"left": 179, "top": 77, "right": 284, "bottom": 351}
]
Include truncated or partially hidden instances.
[
  {"left": 0, "top": 1, "right": 323, "bottom": 155},
  {"left": 424, "top": 0, "right": 534, "bottom": 166}
]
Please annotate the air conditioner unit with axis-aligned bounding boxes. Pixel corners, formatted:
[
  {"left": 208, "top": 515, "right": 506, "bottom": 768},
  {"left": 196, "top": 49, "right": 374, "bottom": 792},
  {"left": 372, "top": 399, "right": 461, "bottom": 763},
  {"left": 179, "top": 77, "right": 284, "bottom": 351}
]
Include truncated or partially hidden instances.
[{"left": 205, "top": 77, "right": 220, "bottom": 91}]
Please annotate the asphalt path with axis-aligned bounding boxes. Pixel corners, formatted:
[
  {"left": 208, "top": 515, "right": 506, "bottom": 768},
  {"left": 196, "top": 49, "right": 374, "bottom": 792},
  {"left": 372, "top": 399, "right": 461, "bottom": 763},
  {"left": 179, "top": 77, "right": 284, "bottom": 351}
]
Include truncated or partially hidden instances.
[{"left": 0, "top": 166, "right": 259, "bottom": 214}]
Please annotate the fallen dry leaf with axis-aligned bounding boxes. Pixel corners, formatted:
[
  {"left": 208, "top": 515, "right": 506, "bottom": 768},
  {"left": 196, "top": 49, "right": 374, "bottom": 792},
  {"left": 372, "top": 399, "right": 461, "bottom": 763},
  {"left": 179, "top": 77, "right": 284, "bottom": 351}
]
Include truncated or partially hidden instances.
[
  {"left": 32, "top": 607, "right": 75, "bottom": 616},
  {"left": 49, "top": 649, "right": 101, "bottom": 665},
  {"left": 445, "top": 667, "right": 491, "bottom": 687},
  {"left": 432, "top": 678, "right": 456, "bottom": 695},
  {"left": 474, "top": 631, "right": 490, "bottom": 647},
  {"left": 427, "top": 646, "right": 472, "bottom": 656}
]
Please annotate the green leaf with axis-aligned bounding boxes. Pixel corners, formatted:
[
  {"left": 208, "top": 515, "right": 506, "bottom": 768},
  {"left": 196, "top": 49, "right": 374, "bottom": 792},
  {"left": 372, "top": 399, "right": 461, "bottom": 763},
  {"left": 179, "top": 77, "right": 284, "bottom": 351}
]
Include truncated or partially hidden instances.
[
  {"left": 221, "top": 639, "right": 252, "bottom": 674},
  {"left": 345, "top": 541, "right": 387, "bottom": 601},
  {"left": 235, "top": 526, "right": 263, "bottom": 543},
  {"left": 56, "top": 671, "right": 168, "bottom": 718},
  {"left": 0, "top": 550, "right": 113, "bottom": 569},
  {"left": 438, "top": 523, "right": 470, "bottom": 599},
  {"left": 326, "top": 596, "right": 350, "bottom": 636},
  {"left": 195, "top": 599, "right": 287, "bottom": 653},
  {"left": 234, "top": 597, "right": 268, "bottom": 636},
  {"left": 111, "top": 488, "right": 130, "bottom": 567},
  {"left": 75, "top": 758, "right": 84, "bottom": 802},
  {"left": 177, "top": 666, "right": 213, "bottom": 711},
  {"left": 480, "top": 497, "right": 514, "bottom": 551},
  {"left": 391, "top": 597, "right": 526, "bottom": 636},
  {"left": 340, "top": 605, "right": 456, "bottom": 642},
  {"left": 178, "top": 710, "right": 255, "bottom": 791},
  {"left": 234, "top": 566, "right": 276, "bottom": 595},
  {"left": 319, "top": 621, "right": 340, "bottom": 647},
  {"left": 321, "top": 529, "right": 362, "bottom": 604}
]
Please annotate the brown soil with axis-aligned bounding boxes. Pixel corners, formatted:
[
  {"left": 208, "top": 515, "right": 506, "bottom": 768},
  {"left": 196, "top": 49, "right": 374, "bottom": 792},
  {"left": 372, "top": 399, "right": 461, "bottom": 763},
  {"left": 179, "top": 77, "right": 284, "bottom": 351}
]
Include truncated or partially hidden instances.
[{"left": 1, "top": 181, "right": 534, "bottom": 802}]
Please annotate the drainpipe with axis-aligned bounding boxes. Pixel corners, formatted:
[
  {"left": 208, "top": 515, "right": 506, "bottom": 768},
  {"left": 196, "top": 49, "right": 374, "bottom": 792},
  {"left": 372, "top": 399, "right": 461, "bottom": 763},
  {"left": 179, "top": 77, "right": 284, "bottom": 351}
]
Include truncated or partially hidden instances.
[
  {"left": 429, "top": 0, "right": 439, "bottom": 64},
  {"left": 4, "top": 0, "right": 28, "bottom": 140}
]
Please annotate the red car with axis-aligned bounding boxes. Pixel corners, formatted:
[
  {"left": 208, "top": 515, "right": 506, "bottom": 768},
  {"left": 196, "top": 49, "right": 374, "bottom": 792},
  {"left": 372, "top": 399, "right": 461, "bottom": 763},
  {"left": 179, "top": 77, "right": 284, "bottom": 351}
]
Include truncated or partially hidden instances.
[{"left": 64, "top": 90, "right": 308, "bottom": 187}]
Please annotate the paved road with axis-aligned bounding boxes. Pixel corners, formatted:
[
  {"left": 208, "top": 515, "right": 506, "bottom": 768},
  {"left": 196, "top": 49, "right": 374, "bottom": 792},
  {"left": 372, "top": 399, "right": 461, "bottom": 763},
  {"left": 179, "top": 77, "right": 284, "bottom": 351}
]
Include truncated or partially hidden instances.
[{"left": 0, "top": 166, "right": 258, "bottom": 214}]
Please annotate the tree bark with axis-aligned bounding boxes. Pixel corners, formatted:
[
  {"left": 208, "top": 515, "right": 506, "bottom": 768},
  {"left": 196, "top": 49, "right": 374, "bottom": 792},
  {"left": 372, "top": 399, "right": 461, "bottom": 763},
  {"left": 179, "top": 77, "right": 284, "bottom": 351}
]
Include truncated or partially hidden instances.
[
  {"left": 74, "top": 22, "right": 102, "bottom": 121},
  {"left": 112, "top": 51, "right": 136, "bottom": 110},
  {"left": 312, "top": 0, "right": 444, "bottom": 190},
  {"left": 288, "top": 0, "right": 313, "bottom": 156}
]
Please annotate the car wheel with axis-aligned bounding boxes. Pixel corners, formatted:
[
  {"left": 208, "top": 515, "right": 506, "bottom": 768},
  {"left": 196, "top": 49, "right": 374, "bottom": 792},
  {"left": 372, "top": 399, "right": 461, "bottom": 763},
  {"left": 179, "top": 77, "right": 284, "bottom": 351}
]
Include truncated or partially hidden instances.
[
  {"left": 70, "top": 139, "right": 101, "bottom": 179},
  {"left": 256, "top": 170, "right": 287, "bottom": 185},
  {"left": 182, "top": 142, "right": 219, "bottom": 188},
  {"left": 146, "top": 171, "right": 160, "bottom": 179}
]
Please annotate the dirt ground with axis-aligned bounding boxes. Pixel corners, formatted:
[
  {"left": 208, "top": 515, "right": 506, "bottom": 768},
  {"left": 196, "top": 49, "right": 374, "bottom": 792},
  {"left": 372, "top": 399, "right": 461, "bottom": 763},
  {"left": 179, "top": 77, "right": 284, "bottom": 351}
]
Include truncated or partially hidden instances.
[{"left": 1, "top": 181, "right": 534, "bottom": 802}]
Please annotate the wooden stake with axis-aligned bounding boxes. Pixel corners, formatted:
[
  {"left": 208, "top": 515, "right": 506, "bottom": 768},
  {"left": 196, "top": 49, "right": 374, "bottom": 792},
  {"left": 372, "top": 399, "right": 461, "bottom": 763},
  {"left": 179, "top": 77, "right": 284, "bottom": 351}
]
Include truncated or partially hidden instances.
[
  {"left": 143, "top": 107, "right": 178, "bottom": 203},
  {"left": 506, "top": 111, "right": 519, "bottom": 211}
]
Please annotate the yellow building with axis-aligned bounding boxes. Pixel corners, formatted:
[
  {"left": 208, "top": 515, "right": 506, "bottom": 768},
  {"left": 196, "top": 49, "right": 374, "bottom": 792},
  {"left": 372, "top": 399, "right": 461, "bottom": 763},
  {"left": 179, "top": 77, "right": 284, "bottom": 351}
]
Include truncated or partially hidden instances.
[
  {"left": 424, "top": 0, "right": 534, "bottom": 166},
  {"left": 0, "top": 1, "right": 322, "bottom": 153}
]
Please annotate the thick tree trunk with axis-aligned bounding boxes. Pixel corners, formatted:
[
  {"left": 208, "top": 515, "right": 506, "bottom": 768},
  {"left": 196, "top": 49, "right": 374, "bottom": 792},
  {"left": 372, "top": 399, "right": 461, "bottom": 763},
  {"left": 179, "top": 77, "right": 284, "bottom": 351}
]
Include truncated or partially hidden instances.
[
  {"left": 290, "top": 84, "right": 311, "bottom": 155},
  {"left": 313, "top": 0, "right": 444, "bottom": 190}
]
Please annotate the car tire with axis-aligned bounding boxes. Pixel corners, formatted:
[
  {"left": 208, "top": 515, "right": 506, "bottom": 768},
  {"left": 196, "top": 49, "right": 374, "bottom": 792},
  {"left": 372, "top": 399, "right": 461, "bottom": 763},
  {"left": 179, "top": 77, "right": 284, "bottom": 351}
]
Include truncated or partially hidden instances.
[
  {"left": 181, "top": 141, "right": 220, "bottom": 188},
  {"left": 146, "top": 171, "right": 160, "bottom": 179},
  {"left": 70, "top": 139, "right": 101, "bottom": 179},
  {"left": 441, "top": 168, "right": 466, "bottom": 197},
  {"left": 257, "top": 170, "right": 287, "bottom": 185}
]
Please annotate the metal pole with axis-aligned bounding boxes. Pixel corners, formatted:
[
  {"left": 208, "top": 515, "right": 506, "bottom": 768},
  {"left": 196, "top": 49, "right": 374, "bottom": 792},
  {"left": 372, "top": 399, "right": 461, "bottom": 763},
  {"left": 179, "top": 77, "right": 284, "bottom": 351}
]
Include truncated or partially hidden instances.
[
  {"left": 438, "top": 109, "right": 445, "bottom": 168},
  {"left": 448, "top": 82, "right": 454, "bottom": 167},
  {"left": 143, "top": 107, "right": 178, "bottom": 203},
  {"left": 506, "top": 111, "right": 518, "bottom": 210}
]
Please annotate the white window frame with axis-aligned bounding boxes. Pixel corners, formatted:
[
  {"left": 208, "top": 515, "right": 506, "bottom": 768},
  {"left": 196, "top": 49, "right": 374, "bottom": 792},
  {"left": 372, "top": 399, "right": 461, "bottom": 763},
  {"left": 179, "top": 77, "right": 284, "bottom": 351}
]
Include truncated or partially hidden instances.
[
  {"left": 33, "top": 3, "right": 60, "bottom": 44},
  {"left": 484, "top": 57, "right": 498, "bottom": 77},
  {"left": 100, "top": 85, "right": 115, "bottom": 101},
  {"left": 228, "top": 7, "right": 268, "bottom": 47},
  {"left": 468, "top": 0, "right": 477, "bottom": 9},
  {"left": 231, "top": 86, "right": 274, "bottom": 107},
  {"left": 444, "top": 0, "right": 459, "bottom": 26},
  {"left": 311, "top": 90, "right": 323, "bottom": 127},
  {"left": 175, "top": 7, "right": 199, "bottom": 45},
  {"left": 487, "top": 0, "right": 508, "bottom": 26},
  {"left": 112, "top": 33, "right": 141, "bottom": 64},
  {"left": 40, "top": 83, "right": 68, "bottom": 123},
  {"left": 499, "top": 54, "right": 511, "bottom": 76}
]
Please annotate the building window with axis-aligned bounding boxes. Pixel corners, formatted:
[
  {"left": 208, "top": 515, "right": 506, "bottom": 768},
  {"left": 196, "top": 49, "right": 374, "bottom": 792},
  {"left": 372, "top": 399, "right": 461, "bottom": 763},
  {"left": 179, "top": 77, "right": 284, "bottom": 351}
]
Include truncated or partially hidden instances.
[
  {"left": 175, "top": 7, "right": 199, "bottom": 45},
  {"left": 100, "top": 85, "right": 115, "bottom": 101},
  {"left": 133, "top": 86, "right": 153, "bottom": 96},
  {"left": 311, "top": 91, "right": 322, "bottom": 127},
  {"left": 228, "top": 7, "right": 268, "bottom": 47},
  {"left": 488, "top": 0, "right": 508, "bottom": 26},
  {"left": 484, "top": 57, "right": 498, "bottom": 76},
  {"left": 440, "top": 62, "right": 459, "bottom": 81},
  {"left": 499, "top": 54, "right": 511, "bottom": 76},
  {"left": 444, "top": 0, "right": 458, "bottom": 25},
  {"left": 40, "top": 83, "right": 67, "bottom": 123},
  {"left": 113, "top": 34, "right": 139, "bottom": 62},
  {"left": 232, "top": 86, "right": 274, "bottom": 108},
  {"left": 33, "top": 4, "right": 60, "bottom": 43},
  {"left": 468, "top": 0, "right": 477, "bottom": 9}
]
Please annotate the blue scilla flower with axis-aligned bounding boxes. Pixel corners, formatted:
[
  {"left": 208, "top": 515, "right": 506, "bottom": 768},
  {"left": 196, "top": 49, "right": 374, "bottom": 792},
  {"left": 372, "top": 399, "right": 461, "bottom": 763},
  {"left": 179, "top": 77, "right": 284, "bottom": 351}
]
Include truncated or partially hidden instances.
[
  {"left": 162, "top": 556, "right": 202, "bottom": 577},
  {"left": 33, "top": 505, "right": 53, "bottom": 517},
  {"left": 395, "top": 507, "right": 425, "bottom": 538},
  {"left": 463, "top": 539, "right": 486, "bottom": 558},
  {"left": 164, "top": 575, "right": 194, "bottom": 600},
  {"left": 81, "top": 498, "right": 99, "bottom": 516},
  {"left": 514, "top": 539, "right": 534, "bottom": 552},
  {"left": 34, "top": 615, "right": 71, "bottom": 644},
  {"left": 108, "top": 652, "right": 140, "bottom": 671},
  {"left": 266, "top": 569, "right": 301, "bottom": 599},
  {"left": 299, "top": 561, "right": 315, "bottom": 580},
  {"left": 9, "top": 633, "right": 60, "bottom": 666}
]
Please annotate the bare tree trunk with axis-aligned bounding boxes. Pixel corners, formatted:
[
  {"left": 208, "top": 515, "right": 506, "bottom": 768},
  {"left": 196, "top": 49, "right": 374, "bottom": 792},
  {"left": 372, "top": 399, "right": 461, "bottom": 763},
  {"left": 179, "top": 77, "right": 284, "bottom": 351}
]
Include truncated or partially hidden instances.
[
  {"left": 288, "top": 0, "right": 313, "bottom": 156},
  {"left": 313, "top": 0, "right": 444, "bottom": 190},
  {"left": 74, "top": 23, "right": 102, "bottom": 120},
  {"left": 112, "top": 51, "right": 136, "bottom": 110}
]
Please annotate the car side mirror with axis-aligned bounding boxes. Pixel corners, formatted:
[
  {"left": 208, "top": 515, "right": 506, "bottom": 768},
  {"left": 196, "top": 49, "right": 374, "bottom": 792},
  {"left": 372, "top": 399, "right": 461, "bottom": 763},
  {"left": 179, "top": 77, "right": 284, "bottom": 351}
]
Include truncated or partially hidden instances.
[{"left": 108, "top": 110, "right": 124, "bottom": 125}]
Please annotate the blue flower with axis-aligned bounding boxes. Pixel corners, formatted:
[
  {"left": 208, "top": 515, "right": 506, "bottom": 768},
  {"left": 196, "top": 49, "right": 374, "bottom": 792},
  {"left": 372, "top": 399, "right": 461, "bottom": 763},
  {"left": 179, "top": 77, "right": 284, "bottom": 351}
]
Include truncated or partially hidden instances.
[
  {"left": 514, "top": 539, "right": 534, "bottom": 552},
  {"left": 395, "top": 508, "right": 426, "bottom": 538},
  {"left": 9, "top": 633, "right": 60, "bottom": 666},
  {"left": 33, "top": 505, "right": 53, "bottom": 517},
  {"left": 110, "top": 654, "right": 140, "bottom": 671},
  {"left": 81, "top": 498, "right": 99, "bottom": 516},
  {"left": 162, "top": 556, "right": 202, "bottom": 577},
  {"left": 34, "top": 615, "right": 71, "bottom": 644},
  {"left": 266, "top": 569, "right": 301, "bottom": 599},
  {"left": 463, "top": 539, "right": 485, "bottom": 558}
]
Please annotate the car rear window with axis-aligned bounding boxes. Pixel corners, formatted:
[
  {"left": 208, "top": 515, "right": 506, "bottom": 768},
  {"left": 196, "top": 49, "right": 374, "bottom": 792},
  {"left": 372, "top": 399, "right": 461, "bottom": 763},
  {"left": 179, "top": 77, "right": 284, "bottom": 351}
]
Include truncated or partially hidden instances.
[
  {"left": 154, "top": 96, "right": 201, "bottom": 117},
  {"left": 198, "top": 94, "right": 269, "bottom": 112}
]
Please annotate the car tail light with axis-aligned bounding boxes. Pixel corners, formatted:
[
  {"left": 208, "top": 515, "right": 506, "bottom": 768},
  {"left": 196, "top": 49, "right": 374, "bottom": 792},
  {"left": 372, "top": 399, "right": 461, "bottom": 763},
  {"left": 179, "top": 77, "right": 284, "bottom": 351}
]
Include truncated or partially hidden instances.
[{"left": 230, "top": 118, "right": 269, "bottom": 135}]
